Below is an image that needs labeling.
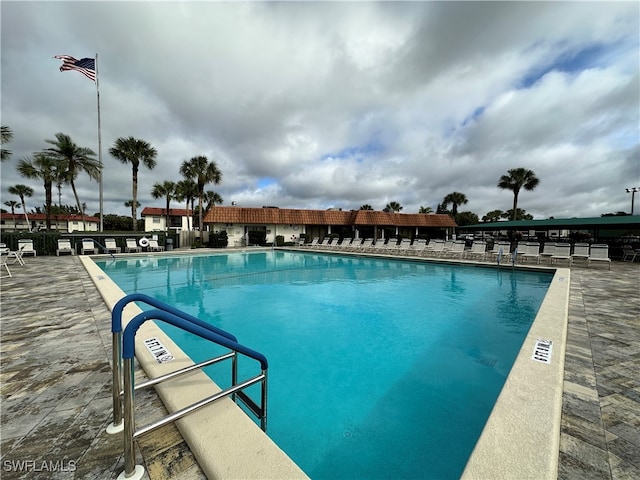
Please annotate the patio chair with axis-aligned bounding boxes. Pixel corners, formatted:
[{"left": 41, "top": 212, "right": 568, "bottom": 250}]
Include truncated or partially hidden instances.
[
  {"left": 17, "top": 239, "right": 37, "bottom": 257},
  {"left": 423, "top": 239, "right": 445, "bottom": 257},
  {"left": 406, "top": 238, "right": 427, "bottom": 256},
  {"left": 81, "top": 238, "right": 99, "bottom": 255},
  {"left": 148, "top": 239, "right": 165, "bottom": 252},
  {"left": 488, "top": 241, "right": 511, "bottom": 262},
  {"left": 56, "top": 238, "right": 75, "bottom": 256},
  {"left": 357, "top": 238, "right": 374, "bottom": 252},
  {"left": 621, "top": 245, "right": 638, "bottom": 262},
  {"left": 520, "top": 242, "right": 541, "bottom": 264},
  {"left": 104, "top": 238, "right": 121, "bottom": 254},
  {"left": 540, "top": 243, "right": 556, "bottom": 264},
  {"left": 441, "top": 240, "right": 466, "bottom": 259},
  {"left": 303, "top": 237, "right": 319, "bottom": 248},
  {"left": 550, "top": 243, "right": 572, "bottom": 267},
  {"left": 0, "top": 253, "right": 12, "bottom": 278},
  {"left": 7, "top": 244, "right": 26, "bottom": 266},
  {"left": 125, "top": 238, "right": 142, "bottom": 253},
  {"left": 587, "top": 244, "right": 611, "bottom": 270},
  {"left": 571, "top": 243, "right": 590, "bottom": 264},
  {"left": 465, "top": 240, "right": 487, "bottom": 260}
]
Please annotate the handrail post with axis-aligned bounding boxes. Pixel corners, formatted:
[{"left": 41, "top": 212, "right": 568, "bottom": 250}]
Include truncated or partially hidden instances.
[
  {"left": 261, "top": 369, "right": 268, "bottom": 432},
  {"left": 107, "top": 331, "right": 123, "bottom": 433},
  {"left": 119, "top": 357, "right": 145, "bottom": 479},
  {"left": 231, "top": 351, "right": 238, "bottom": 402}
]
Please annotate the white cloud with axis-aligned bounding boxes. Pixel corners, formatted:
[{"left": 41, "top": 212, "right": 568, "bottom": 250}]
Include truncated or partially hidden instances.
[{"left": 1, "top": 1, "right": 638, "bottom": 221}]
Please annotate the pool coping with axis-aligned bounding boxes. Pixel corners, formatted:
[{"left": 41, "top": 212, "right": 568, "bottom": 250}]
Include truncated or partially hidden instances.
[{"left": 82, "top": 249, "right": 569, "bottom": 479}]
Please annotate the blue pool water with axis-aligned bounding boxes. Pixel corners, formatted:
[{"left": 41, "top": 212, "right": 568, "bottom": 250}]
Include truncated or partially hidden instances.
[{"left": 96, "top": 251, "right": 553, "bottom": 479}]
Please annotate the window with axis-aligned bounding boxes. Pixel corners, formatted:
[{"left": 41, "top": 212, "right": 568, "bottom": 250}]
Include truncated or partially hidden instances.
[{"left": 153, "top": 217, "right": 161, "bottom": 224}]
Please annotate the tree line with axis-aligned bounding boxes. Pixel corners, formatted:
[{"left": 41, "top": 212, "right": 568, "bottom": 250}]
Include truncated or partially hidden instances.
[
  {"left": 1, "top": 126, "right": 222, "bottom": 232},
  {"left": 3, "top": 124, "right": 546, "bottom": 230}
]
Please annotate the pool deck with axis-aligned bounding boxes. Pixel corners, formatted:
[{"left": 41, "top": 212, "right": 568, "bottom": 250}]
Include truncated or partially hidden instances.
[{"left": 0, "top": 251, "right": 638, "bottom": 479}]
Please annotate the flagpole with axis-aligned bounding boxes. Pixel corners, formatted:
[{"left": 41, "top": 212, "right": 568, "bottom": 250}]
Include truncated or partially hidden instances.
[{"left": 95, "top": 53, "right": 104, "bottom": 232}]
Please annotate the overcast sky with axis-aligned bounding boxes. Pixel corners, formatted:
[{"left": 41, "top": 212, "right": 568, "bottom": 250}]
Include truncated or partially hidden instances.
[{"left": 1, "top": 1, "right": 638, "bottom": 221}]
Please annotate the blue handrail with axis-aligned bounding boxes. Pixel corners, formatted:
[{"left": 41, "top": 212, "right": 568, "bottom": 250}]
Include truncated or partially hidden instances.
[
  {"left": 111, "top": 292, "right": 237, "bottom": 341},
  {"left": 122, "top": 308, "right": 268, "bottom": 370}
]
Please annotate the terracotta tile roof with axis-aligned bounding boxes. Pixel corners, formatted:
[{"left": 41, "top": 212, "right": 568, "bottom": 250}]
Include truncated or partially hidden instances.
[
  {"left": 204, "top": 207, "right": 457, "bottom": 228},
  {"left": 140, "top": 207, "right": 192, "bottom": 216}
]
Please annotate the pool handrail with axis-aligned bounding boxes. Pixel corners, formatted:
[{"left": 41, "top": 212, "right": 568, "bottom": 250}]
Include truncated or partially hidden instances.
[
  {"left": 108, "top": 293, "right": 239, "bottom": 435},
  {"left": 118, "top": 308, "right": 268, "bottom": 480},
  {"left": 122, "top": 308, "right": 268, "bottom": 369}
]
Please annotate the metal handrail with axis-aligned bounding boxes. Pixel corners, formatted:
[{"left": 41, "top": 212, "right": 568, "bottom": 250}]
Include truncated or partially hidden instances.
[
  {"left": 108, "top": 293, "right": 238, "bottom": 433},
  {"left": 117, "top": 307, "right": 268, "bottom": 480}
]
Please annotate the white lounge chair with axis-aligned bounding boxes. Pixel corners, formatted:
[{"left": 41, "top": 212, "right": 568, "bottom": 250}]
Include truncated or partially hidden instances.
[
  {"left": 148, "top": 239, "right": 165, "bottom": 252},
  {"left": 357, "top": 238, "right": 374, "bottom": 252},
  {"left": 587, "top": 244, "right": 611, "bottom": 270},
  {"left": 56, "top": 238, "right": 75, "bottom": 256},
  {"left": 125, "top": 238, "right": 142, "bottom": 253},
  {"left": 441, "top": 240, "right": 466, "bottom": 259},
  {"left": 571, "top": 243, "right": 590, "bottom": 264},
  {"left": 17, "top": 239, "right": 37, "bottom": 257},
  {"left": 550, "top": 243, "right": 572, "bottom": 266},
  {"left": 406, "top": 238, "right": 427, "bottom": 256},
  {"left": 465, "top": 240, "right": 487, "bottom": 260},
  {"left": 540, "top": 243, "right": 556, "bottom": 264},
  {"left": 7, "top": 244, "right": 26, "bottom": 266},
  {"left": 304, "top": 237, "right": 319, "bottom": 248},
  {"left": 488, "top": 241, "right": 511, "bottom": 262},
  {"left": 0, "top": 253, "right": 12, "bottom": 277},
  {"left": 521, "top": 242, "right": 541, "bottom": 264},
  {"left": 104, "top": 238, "right": 121, "bottom": 254},
  {"left": 81, "top": 238, "right": 99, "bottom": 255},
  {"left": 621, "top": 245, "right": 639, "bottom": 262}
]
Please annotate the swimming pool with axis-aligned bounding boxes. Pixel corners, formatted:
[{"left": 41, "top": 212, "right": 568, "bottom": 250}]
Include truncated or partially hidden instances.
[{"left": 96, "top": 250, "right": 553, "bottom": 479}]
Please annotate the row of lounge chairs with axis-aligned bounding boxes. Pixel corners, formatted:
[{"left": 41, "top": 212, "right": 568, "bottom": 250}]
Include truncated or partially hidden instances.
[
  {"left": 299, "top": 237, "right": 612, "bottom": 268},
  {"left": 55, "top": 238, "right": 165, "bottom": 255}
]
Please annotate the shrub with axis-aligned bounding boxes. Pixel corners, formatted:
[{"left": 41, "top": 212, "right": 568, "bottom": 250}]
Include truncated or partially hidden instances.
[{"left": 208, "top": 230, "right": 229, "bottom": 248}]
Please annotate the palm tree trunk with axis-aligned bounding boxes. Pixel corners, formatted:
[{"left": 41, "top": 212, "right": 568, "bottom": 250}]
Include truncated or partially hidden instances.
[
  {"left": 185, "top": 200, "right": 191, "bottom": 231},
  {"left": 198, "top": 193, "right": 204, "bottom": 236},
  {"left": 132, "top": 168, "right": 138, "bottom": 231},
  {"left": 512, "top": 192, "right": 519, "bottom": 221},
  {"left": 45, "top": 181, "right": 53, "bottom": 230},
  {"left": 70, "top": 181, "right": 87, "bottom": 231},
  {"left": 20, "top": 195, "right": 30, "bottom": 230}
]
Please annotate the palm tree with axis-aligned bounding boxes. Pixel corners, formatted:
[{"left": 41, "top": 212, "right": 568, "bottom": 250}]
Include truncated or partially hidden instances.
[
  {"left": 124, "top": 200, "right": 141, "bottom": 209},
  {"left": 385, "top": 201, "right": 403, "bottom": 212},
  {"left": 482, "top": 210, "right": 504, "bottom": 222},
  {"left": 1, "top": 125, "right": 12, "bottom": 161},
  {"left": 497, "top": 168, "right": 540, "bottom": 221},
  {"left": 44, "top": 133, "right": 100, "bottom": 231},
  {"left": 151, "top": 181, "right": 176, "bottom": 231},
  {"left": 419, "top": 206, "right": 433, "bottom": 214},
  {"left": 109, "top": 137, "right": 157, "bottom": 231},
  {"left": 4, "top": 200, "right": 20, "bottom": 229},
  {"left": 17, "top": 154, "right": 63, "bottom": 230},
  {"left": 204, "top": 190, "right": 223, "bottom": 211},
  {"left": 359, "top": 204, "right": 373, "bottom": 210},
  {"left": 179, "top": 155, "right": 222, "bottom": 234},
  {"left": 442, "top": 192, "right": 468, "bottom": 217},
  {"left": 175, "top": 179, "right": 198, "bottom": 231},
  {"left": 8, "top": 184, "right": 34, "bottom": 228}
]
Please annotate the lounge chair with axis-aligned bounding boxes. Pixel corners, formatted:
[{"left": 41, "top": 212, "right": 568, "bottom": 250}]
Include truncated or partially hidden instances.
[
  {"left": 0, "top": 253, "right": 12, "bottom": 278},
  {"left": 540, "top": 243, "right": 556, "bottom": 264},
  {"left": 303, "top": 237, "right": 319, "bottom": 248},
  {"left": 316, "top": 237, "right": 331, "bottom": 249},
  {"left": 571, "top": 243, "right": 590, "bottom": 264},
  {"left": 587, "top": 244, "right": 611, "bottom": 270},
  {"left": 104, "top": 238, "right": 121, "bottom": 254},
  {"left": 396, "top": 238, "right": 413, "bottom": 254},
  {"left": 423, "top": 239, "right": 445, "bottom": 257},
  {"left": 17, "top": 239, "right": 37, "bottom": 257},
  {"left": 441, "top": 240, "right": 466, "bottom": 259},
  {"left": 7, "top": 244, "right": 26, "bottom": 266},
  {"left": 357, "top": 238, "right": 374, "bottom": 252},
  {"left": 465, "top": 240, "right": 487, "bottom": 260},
  {"left": 148, "top": 239, "right": 165, "bottom": 252},
  {"left": 81, "top": 238, "right": 99, "bottom": 255},
  {"left": 125, "top": 238, "right": 142, "bottom": 253},
  {"left": 520, "top": 242, "right": 541, "bottom": 264},
  {"left": 621, "top": 245, "right": 638, "bottom": 262},
  {"left": 56, "top": 238, "right": 75, "bottom": 256},
  {"left": 488, "top": 241, "right": 511, "bottom": 262},
  {"left": 550, "top": 243, "right": 572, "bottom": 266},
  {"left": 406, "top": 238, "right": 427, "bottom": 256}
]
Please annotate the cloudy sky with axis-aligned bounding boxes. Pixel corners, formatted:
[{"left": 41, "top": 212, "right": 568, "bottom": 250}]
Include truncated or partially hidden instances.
[{"left": 1, "top": 1, "right": 638, "bottom": 221}]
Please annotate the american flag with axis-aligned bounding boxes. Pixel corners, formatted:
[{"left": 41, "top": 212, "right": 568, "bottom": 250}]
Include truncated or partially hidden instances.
[{"left": 54, "top": 55, "right": 96, "bottom": 81}]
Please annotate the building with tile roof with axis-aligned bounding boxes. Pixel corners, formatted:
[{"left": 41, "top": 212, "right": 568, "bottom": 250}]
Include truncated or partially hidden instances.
[
  {"left": 0, "top": 212, "right": 100, "bottom": 232},
  {"left": 204, "top": 206, "right": 457, "bottom": 246}
]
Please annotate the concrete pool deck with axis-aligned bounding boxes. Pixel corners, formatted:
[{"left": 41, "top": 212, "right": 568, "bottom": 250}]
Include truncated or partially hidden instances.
[{"left": 0, "top": 250, "right": 638, "bottom": 479}]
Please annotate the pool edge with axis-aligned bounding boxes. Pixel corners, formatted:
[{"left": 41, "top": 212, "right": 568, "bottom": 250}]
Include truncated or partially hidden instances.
[
  {"left": 461, "top": 268, "right": 570, "bottom": 479},
  {"left": 80, "top": 256, "right": 309, "bottom": 480}
]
